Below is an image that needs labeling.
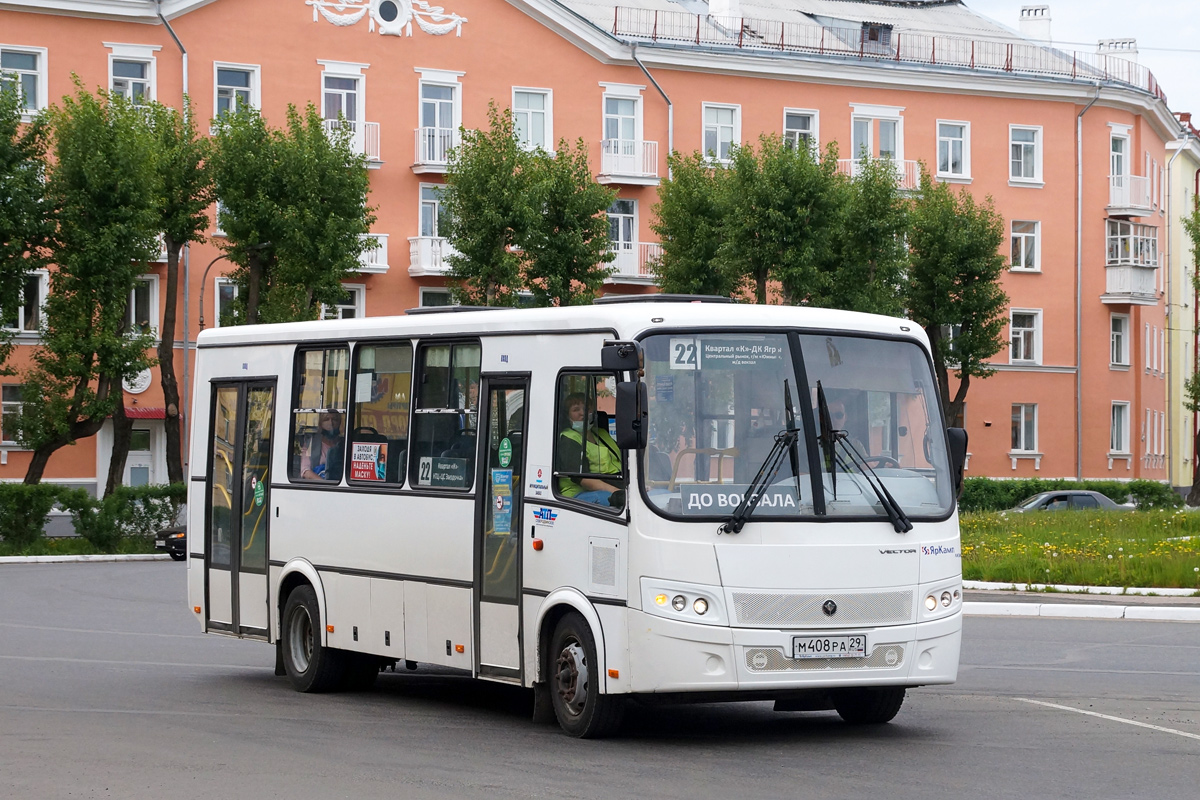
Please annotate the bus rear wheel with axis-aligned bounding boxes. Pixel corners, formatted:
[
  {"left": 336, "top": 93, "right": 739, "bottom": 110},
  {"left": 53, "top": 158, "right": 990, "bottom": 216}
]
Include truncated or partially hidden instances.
[
  {"left": 832, "top": 687, "right": 906, "bottom": 724},
  {"left": 548, "top": 612, "right": 623, "bottom": 738},
  {"left": 281, "top": 585, "right": 346, "bottom": 693}
]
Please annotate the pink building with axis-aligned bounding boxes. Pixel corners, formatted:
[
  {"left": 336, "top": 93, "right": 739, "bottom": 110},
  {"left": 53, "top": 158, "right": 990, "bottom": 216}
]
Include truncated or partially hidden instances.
[{"left": 0, "top": 0, "right": 1181, "bottom": 495}]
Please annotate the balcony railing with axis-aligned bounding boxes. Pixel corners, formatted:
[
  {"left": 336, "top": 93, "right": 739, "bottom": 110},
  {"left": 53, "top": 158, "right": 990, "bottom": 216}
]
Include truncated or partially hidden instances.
[
  {"left": 357, "top": 233, "right": 388, "bottom": 273},
  {"left": 607, "top": 242, "right": 662, "bottom": 282},
  {"left": 323, "top": 119, "right": 381, "bottom": 162},
  {"left": 1106, "top": 220, "right": 1158, "bottom": 267},
  {"left": 599, "top": 139, "right": 659, "bottom": 181},
  {"left": 408, "top": 235, "right": 459, "bottom": 276},
  {"left": 414, "top": 127, "right": 459, "bottom": 170},
  {"left": 836, "top": 158, "right": 921, "bottom": 191},
  {"left": 1108, "top": 174, "right": 1153, "bottom": 214},
  {"left": 1103, "top": 264, "right": 1157, "bottom": 304}
]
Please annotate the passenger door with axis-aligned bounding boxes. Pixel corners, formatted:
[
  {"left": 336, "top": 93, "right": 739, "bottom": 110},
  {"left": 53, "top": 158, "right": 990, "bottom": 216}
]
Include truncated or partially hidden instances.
[
  {"left": 205, "top": 380, "right": 275, "bottom": 639},
  {"left": 474, "top": 377, "right": 529, "bottom": 680}
]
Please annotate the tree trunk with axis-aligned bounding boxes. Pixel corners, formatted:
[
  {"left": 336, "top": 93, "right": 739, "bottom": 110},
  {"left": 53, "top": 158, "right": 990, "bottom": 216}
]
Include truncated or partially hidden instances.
[
  {"left": 245, "top": 253, "right": 262, "bottom": 324},
  {"left": 158, "top": 238, "right": 184, "bottom": 484},
  {"left": 1188, "top": 426, "right": 1200, "bottom": 507},
  {"left": 104, "top": 400, "right": 133, "bottom": 497},
  {"left": 23, "top": 445, "right": 57, "bottom": 484}
]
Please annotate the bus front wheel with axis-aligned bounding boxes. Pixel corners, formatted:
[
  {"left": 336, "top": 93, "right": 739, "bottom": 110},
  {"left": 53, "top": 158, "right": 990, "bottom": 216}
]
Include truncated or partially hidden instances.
[
  {"left": 548, "top": 612, "right": 623, "bottom": 738},
  {"left": 832, "top": 686, "right": 906, "bottom": 724},
  {"left": 281, "top": 585, "right": 346, "bottom": 693}
]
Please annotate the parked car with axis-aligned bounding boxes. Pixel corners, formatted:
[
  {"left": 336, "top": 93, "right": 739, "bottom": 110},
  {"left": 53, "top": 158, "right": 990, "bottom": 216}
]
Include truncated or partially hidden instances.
[
  {"left": 1009, "top": 490, "right": 1122, "bottom": 512},
  {"left": 155, "top": 505, "right": 187, "bottom": 561}
]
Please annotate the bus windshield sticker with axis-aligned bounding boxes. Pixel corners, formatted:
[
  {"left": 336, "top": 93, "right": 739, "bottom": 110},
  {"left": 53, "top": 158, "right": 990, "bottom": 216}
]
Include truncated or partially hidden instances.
[
  {"left": 350, "top": 442, "right": 387, "bottom": 481},
  {"left": 655, "top": 375, "right": 674, "bottom": 402},
  {"left": 699, "top": 339, "right": 786, "bottom": 369},
  {"left": 492, "top": 469, "right": 513, "bottom": 534},
  {"left": 419, "top": 456, "right": 470, "bottom": 488},
  {"left": 679, "top": 484, "right": 799, "bottom": 516},
  {"left": 355, "top": 374, "right": 373, "bottom": 403},
  {"left": 668, "top": 338, "right": 698, "bottom": 370}
]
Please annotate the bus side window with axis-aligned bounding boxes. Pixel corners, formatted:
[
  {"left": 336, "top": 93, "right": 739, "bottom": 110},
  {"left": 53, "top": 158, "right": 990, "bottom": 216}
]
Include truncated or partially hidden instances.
[
  {"left": 289, "top": 346, "right": 350, "bottom": 482},
  {"left": 348, "top": 342, "right": 412, "bottom": 485},
  {"left": 410, "top": 341, "right": 480, "bottom": 490},
  {"left": 553, "top": 372, "right": 624, "bottom": 511}
]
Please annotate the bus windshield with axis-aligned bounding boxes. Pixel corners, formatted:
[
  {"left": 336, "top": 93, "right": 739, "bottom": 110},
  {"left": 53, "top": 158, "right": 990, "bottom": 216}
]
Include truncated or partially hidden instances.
[{"left": 641, "top": 331, "right": 954, "bottom": 522}]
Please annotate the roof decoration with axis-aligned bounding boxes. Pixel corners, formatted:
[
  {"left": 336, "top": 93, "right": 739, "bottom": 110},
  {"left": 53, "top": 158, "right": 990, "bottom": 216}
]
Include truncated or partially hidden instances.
[{"left": 305, "top": 0, "right": 466, "bottom": 37}]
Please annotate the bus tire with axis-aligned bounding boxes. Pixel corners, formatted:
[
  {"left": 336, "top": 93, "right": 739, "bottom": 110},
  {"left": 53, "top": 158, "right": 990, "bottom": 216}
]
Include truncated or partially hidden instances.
[
  {"left": 548, "top": 612, "right": 623, "bottom": 738},
  {"left": 281, "top": 584, "right": 346, "bottom": 693},
  {"left": 832, "top": 686, "right": 906, "bottom": 724}
]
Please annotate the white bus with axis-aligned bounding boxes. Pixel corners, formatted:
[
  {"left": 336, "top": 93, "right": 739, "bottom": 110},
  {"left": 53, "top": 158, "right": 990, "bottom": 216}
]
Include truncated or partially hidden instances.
[{"left": 186, "top": 298, "right": 967, "bottom": 737}]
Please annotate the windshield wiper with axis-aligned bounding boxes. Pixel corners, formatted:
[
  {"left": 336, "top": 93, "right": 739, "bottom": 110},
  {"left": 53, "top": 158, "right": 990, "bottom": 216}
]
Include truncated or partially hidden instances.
[
  {"left": 720, "top": 380, "right": 801, "bottom": 535},
  {"left": 816, "top": 381, "right": 912, "bottom": 534}
]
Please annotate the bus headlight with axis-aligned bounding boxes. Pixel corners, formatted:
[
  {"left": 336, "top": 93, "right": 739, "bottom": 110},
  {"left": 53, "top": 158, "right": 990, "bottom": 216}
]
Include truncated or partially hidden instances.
[
  {"left": 640, "top": 579, "right": 727, "bottom": 626},
  {"left": 925, "top": 595, "right": 938, "bottom": 611},
  {"left": 672, "top": 595, "right": 687, "bottom": 611},
  {"left": 693, "top": 598, "right": 709, "bottom": 615},
  {"left": 940, "top": 591, "right": 953, "bottom": 607}
]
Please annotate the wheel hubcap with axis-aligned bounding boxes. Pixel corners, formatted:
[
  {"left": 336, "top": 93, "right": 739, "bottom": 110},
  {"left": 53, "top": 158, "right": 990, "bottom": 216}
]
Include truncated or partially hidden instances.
[
  {"left": 555, "top": 640, "right": 588, "bottom": 717},
  {"left": 288, "top": 606, "right": 313, "bottom": 674}
]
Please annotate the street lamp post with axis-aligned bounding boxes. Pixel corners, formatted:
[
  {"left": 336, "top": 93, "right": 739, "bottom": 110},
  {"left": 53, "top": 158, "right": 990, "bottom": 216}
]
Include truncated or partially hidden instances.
[{"left": 197, "top": 242, "right": 270, "bottom": 331}]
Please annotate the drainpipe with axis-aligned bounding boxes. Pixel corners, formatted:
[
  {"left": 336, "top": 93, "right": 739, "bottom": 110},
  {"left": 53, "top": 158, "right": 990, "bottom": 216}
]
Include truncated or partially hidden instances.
[
  {"left": 1164, "top": 130, "right": 1188, "bottom": 488},
  {"left": 1076, "top": 84, "right": 1101, "bottom": 481},
  {"left": 630, "top": 43, "right": 673, "bottom": 180},
  {"left": 157, "top": 1, "right": 191, "bottom": 471}
]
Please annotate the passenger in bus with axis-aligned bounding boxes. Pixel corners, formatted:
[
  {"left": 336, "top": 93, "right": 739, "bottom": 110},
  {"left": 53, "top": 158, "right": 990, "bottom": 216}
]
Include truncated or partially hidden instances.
[
  {"left": 299, "top": 410, "right": 345, "bottom": 481},
  {"left": 557, "top": 393, "right": 623, "bottom": 506},
  {"left": 827, "top": 397, "right": 869, "bottom": 460}
]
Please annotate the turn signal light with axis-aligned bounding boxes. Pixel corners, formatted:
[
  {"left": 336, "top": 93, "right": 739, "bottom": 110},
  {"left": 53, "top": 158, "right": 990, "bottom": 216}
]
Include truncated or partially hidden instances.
[
  {"left": 654, "top": 594, "right": 668, "bottom": 606},
  {"left": 531, "top": 538, "right": 544, "bottom": 551},
  {"left": 455, "top": 644, "right": 465, "bottom": 653},
  {"left": 326, "top": 625, "right": 335, "bottom": 633},
  {"left": 193, "top": 606, "right": 201, "bottom": 614},
  {"left": 608, "top": 669, "right": 619, "bottom": 679}
]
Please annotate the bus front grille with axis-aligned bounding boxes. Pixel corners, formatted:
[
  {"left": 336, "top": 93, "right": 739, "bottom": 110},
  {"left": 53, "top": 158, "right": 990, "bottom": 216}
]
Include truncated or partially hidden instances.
[
  {"left": 731, "top": 590, "right": 913, "bottom": 627},
  {"left": 744, "top": 644, "right": 906, "bottom": 672}
]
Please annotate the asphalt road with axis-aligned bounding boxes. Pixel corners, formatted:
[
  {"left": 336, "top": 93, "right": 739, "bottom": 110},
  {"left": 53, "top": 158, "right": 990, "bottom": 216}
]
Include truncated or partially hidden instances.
[{"left": 1, "top": 562, "right": 1197, "bottom": 800}]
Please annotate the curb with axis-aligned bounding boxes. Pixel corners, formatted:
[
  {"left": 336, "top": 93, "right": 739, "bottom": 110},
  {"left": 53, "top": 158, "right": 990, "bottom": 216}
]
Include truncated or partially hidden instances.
[
  {"left": 0, "top": 554, "right": 172, "bottom": 564},
  {"left": 964, "top": 601, "right": 1200, "bottom": 622},
  {"left": 964, "top": 580, "right": 1199, "bottom": 597}
]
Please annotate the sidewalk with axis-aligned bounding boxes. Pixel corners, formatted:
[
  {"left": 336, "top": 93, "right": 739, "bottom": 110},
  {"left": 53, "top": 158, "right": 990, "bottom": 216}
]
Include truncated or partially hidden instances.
[{"left": 964, "top": 580, "right": 1200, "bottom": 622}]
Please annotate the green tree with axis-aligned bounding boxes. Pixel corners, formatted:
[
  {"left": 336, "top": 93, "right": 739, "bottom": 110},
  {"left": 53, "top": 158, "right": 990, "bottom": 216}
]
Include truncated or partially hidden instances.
[
  {"left": 211, "top": 105, "right": 374, "bottom": 323},
  {"left": 0, "top": 85, "right": 52, "bottom": 373},
  {"left": 147, "top": 100, "right": 213, "bottom": 485},
  {"left": 441, "top": 102, "right": 528, "bottom": 306},
  {"left": 650, "top": 151, "right": 736, "bottom": 297},
  {"left": 520, "top": 138, "right": 615, "bottom": 306},
  {"left": 12, "top": 84, "right": 160, "bottom": 484},
  {"left": 905, "top": 170, "right": 1009, "bottom": 430}
]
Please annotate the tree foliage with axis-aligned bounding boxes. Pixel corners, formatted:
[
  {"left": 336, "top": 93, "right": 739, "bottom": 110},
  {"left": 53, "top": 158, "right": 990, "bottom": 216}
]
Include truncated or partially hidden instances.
[
  {"left": 0, "top": 86, "right": 53, "bottom": 373},
  {"left": 210, "top": 104, "right": 375, "bottom": 323},
  {"left": 906, "top": 170, "right": 1009, "bottom": 429},
  {"left": 12, "top": 84, "right": 160, "bottom": 484},
  {"left": 651, "top": 151, "right": 737, "bottom": 297}
]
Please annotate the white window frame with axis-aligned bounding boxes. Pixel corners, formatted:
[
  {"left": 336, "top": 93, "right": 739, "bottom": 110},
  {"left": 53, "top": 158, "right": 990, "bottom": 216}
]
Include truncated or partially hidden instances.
[
  {"left": 319, "top": 60, "right": 369, "bottom": 126},
  {"left": 1108, "top": 126, "right": 1130, "bottom": 180},
  {"left": 702, "top": 103, "right": 740, "bottom": 165},
  {"left": 600, "top": 82, "right": 645, "bottom": 145},
  {"left": 1, "top": 269, "right": 48, "bottom": 334},
  {"left": 1011, "top": 403, "right": 1038, "bottom": 453},
  {"left": 1110, "top": 313, "right": 1129, "bottom": 367},
  {"left": 1009, "top": 309, "right": 1041, "bottom": 365},
  {"left": 0, "top": 44, "right": 48, "bottom": 117},
  {"left": 125, "top": 274, "right": 160, "bottom": 337},
  {"left": 1110, "top": 401, "right": 1130, "bottom": 455},
  {"left": 1159, "top": 327, "right": 1166, "bottom": 376},
  {"left": 105, "top": 43, "right": 160, "bottom": 106},
  {"left": 418, "top": 183, "right": 446, "bottom": 238},
  {"left": 1010, "top": 220, "right": 1040, "bottom": 272},
  {"left": 1009, "top": 124, "right": 1043, "bottom": 185},
  {"left": 849, "top": 103, "right": 905, "bottom": 162},
  {"left": 936, "top": 119, "right": 971, "bottom": 180},
  {"left": 213, "top": 277, "right": 239, "bottom": 329},
  {"left": 213, "top": 62, "right": 261, "bottom": 117},
  {"left": 415, "top": 66, "right": 462, "bottom": 133},
  {"left": 319, "top": 283, "right": 365, "bottom": 320},
  {"left": 418, "top": 287, "right": 457, "bottom": 307},
  {"left": 783, "top": 108, "right": 819, "bottom": 150},
  {"left": 1, "top": 383, "right": 24, "bottom": 446},
  {"left": 512, "top": 87, "right": 552, "bottom": 152},
  {"left": 213, "top": 198, "right": 228, "bottom": 237}
]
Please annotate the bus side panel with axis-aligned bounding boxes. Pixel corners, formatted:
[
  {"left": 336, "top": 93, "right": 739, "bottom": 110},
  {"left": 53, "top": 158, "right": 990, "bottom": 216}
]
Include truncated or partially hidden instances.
[
  {"left": 324, "top": 572, "right": 372, "bottom": 651},
  {"left": 370, "top": 578, "right": 406, "bottom": 659},
  {"left": 596, "top": 604, "right": 631, "bottom": 695},
  {"left": 403, "top": 582, "right": 429, "bottom": 662},
  {"left": 427, "top": 584, "right": 473, "bottom": 670}
]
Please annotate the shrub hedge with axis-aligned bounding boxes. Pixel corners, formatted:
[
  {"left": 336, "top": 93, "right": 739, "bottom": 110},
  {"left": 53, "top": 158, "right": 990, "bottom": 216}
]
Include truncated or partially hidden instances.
[
  {"left": 0, "top": 482, "right": 185, "bottom": 553},
  {"left": 959, "top": 477, "right": 1181, "bottom": 513},
  {"left": 0, "top": 483, "right": 62, "bottom": 549}
]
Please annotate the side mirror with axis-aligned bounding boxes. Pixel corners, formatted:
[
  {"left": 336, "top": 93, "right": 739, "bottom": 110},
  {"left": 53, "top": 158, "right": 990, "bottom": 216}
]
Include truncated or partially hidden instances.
[
  {"left": 946, "top": 427, "right": 968, "bottom": 498},
  {"left": 615, "top": 381, "right": 648, "bottom": 450},
  {"left": 601, "top": 340, "right": 643, "bottom": 375}
]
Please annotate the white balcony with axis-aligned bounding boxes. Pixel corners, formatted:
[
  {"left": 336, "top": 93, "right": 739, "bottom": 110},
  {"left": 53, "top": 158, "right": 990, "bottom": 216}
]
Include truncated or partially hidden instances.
[
  {"left": 1106, "top": 220, "right": 1158, "bottom": 268},
  {"left": 357, "top": 233, "right": 388, "bottom": 274},
  {"left": 1108, "top": 174, "right": 1153, "bottom": 216},
  {"left": 323, "top": 119, "right": 381, "bottom": 163},
  {"left": 598, "top": 139, "right": 659, "bottom": 185},
  {"left": 408, "top": 235, "right": 459, "bottom": 277},
  {"left": 1101, "top": 264, "right": 1157, "bottom": 305},
  {"left": 413, "top": 127, "right": 459, "bottom": 174},
  {"left": 836, "top": 158, "right": 921, "bottom": 191},
  {"left": 606, "top": 242, "right": 662, "bottom": 284}
]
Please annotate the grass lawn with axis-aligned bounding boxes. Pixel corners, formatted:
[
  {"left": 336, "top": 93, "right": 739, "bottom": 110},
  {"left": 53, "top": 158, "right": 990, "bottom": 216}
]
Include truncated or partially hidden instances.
[
  {"left": 0, "top": 536, "right": 158, "bottom": 558},
  {"left": 961, "top": 509, "right": 1200, "bottom": 591}
]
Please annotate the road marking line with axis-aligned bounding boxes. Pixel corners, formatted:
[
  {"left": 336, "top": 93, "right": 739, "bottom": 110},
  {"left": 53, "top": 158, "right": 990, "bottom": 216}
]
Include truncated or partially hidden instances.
[
  {"left": 1016, "top": 698, "right": 1200, "bottom": 741},
  {"left": 967, "top": 665, "right": 1200, "bottom": 677},
  {"left": 0, "top": 654, "right": 264, "bottom": 670}
]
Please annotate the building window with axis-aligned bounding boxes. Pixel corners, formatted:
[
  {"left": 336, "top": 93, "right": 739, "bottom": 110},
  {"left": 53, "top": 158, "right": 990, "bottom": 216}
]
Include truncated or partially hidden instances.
[
  {"left": 1, "top": 384, "right": 23, "bottom": 445},
  {"left": 605, "top": 95, "right": 638, "bottom": 146},
  {"left": 124, "top": 276, "right": 157, "bottom": 335},
  {"left": 513, "top": 89, "right": 551, "bottom": 151},
  {"left": 1, "top": 272, "right": 47, "bottom": 333},
  {"left": 1110, "top": 314, "right": 1129, "bottom": 366},
  {"left": 783, "top": 109, "right": 817, "bottom": 149},
  {"left": 419, "top": 184, "right": 445, "bottom": 238},
  {"left": 1010, "top": 311, "right": 1040, "bottom": 364},
  {"left": 1110, "top": 402, "right": 1129, "bottom": 453},
  {"left": 1110, "top": 134, "right": 1128, "bottom": 178},
  {"left": 111, "top": 60, "right": 152, "bottom": 105},
  {"left": 324, "top": 74, "right": 361, "bottom": 124},
  {"left": 214, "top": 277, "right": 239, "bottom": 328},
  {"left": 937, "top": 121, "right": 969, "bottom": 178},
  {"left": 419, "top": 288, "right": 456, "bottom": 307},
  {"left": 420, "top": 81, "right": 455, "bottom": 132},
  {"left": 0, "top": 47, "right": 45, "bottom": 113},
  {"left": 703, "top": 104, "right": 739, "bottom": 163},
  {"left": 1011, "top": 403, "right": 1037, "bottom": 452},
  {"left": 1010, "top": 125, "right": 1042, "bottom": 182},
  {"left": 215, "top": 64, "right": 259, "bottom": 116},
  {"left": 1010, "top": 221, "right": 1039, "bottom": 271},
  {"left": 319, "top": 285, "right": 365, "bottom": 320}
]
